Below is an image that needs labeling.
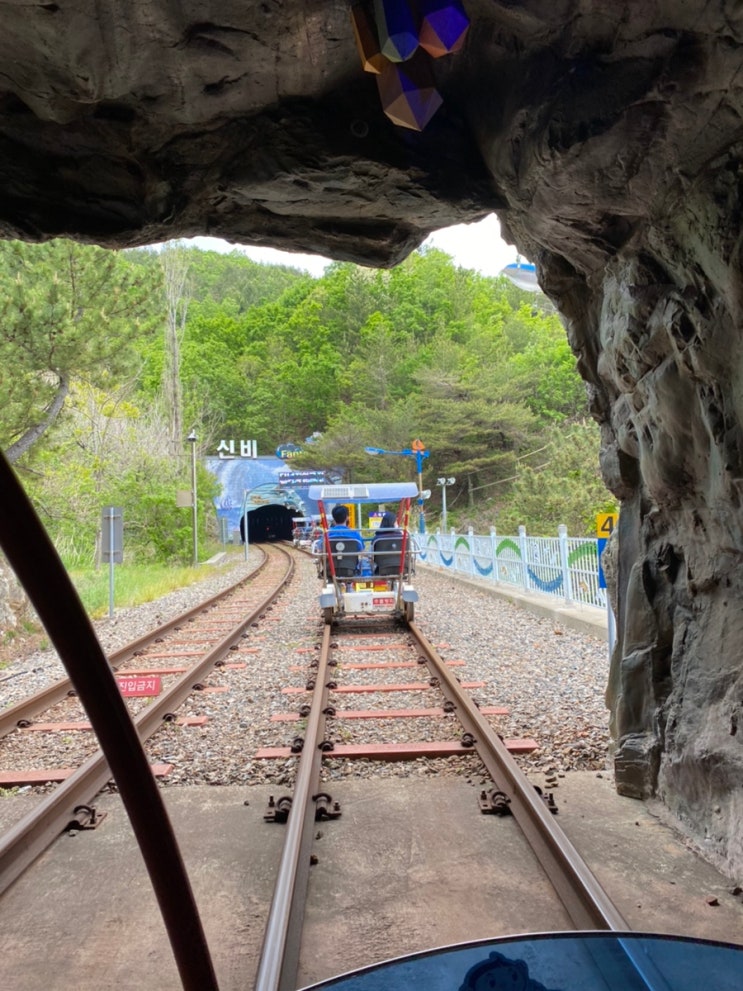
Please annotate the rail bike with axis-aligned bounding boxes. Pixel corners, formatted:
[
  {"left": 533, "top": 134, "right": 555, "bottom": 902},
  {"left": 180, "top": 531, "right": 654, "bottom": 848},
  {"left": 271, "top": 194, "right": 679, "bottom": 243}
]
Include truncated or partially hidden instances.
[
  {"left": 291, "top": 516, "right": 320, "bottom": 549},
  {"left": 307, "top": 482, "right": 419, "bottom": 624}
]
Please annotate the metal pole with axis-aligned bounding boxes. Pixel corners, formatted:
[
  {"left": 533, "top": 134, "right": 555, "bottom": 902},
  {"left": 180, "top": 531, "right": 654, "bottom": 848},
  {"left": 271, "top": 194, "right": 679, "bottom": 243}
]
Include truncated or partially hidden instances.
[
  {"left": 108, "top": 507, "right": 115, "bottom": 618},
  {"left": 416, "top": 451, "right": 425, "bottom": 534},
  {"left": 189, "top": 435, "right": 198, "bottom": 566},
  {"left": 441, "top": 482, "right": 447, "bottom": 531}
]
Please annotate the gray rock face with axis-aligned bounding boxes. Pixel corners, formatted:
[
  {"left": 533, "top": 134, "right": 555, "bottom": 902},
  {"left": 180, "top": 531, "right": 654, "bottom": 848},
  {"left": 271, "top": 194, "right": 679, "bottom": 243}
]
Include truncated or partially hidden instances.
[{"left": 1, "top": 1, "right": 742, "bottom": 874}]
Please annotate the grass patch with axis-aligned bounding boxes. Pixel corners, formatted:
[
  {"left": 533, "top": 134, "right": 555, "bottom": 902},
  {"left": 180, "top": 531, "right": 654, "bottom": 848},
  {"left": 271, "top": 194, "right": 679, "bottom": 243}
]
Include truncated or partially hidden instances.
[{"left": 68, "top": 558, "right": 235, "bottom": 619}]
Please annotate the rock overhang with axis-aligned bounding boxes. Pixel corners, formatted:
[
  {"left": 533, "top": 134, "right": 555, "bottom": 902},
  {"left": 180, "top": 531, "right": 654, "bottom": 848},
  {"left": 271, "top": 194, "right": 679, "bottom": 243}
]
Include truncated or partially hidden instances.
[{"left": 3, "top": 2, "right": 738, "bottom": 271}]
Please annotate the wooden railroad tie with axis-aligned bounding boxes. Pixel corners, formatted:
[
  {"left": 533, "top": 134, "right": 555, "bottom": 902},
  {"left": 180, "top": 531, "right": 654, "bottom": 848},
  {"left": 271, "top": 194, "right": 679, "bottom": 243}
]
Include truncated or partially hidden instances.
[
  {"left": 0, "top": 764, "right": 174, "bottom": 787},
  {"left": 271, "top": 706, "right": 509, "bottom": 722},
  {"left": 255, "top": 739, "right": 538, "bottom": 759}
]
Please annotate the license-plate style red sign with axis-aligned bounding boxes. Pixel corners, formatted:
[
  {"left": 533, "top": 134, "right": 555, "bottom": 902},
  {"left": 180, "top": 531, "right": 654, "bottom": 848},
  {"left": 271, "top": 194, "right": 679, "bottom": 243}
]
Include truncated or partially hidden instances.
[
  {"left": 372, "top": 597, "right": 396, "bottom": 607},
  {"left": 117, "top": 676, "right": 162, "bottom": 697}
]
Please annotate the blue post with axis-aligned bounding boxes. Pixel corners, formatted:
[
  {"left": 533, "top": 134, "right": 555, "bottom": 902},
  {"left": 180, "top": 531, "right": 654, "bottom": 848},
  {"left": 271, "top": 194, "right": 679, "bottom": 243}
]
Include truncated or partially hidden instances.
[
  {"left": 416, "top": 449, "right": 426, "bottom": 534},
  {"left": 597, "top": 536, "right": 616, "bottom": 659}
]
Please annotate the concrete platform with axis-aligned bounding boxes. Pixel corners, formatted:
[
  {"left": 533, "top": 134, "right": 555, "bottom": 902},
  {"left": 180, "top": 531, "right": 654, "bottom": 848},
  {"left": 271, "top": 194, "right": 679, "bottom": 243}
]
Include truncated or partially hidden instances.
[{"left": 0, "top": 772, "right": 741, "bottom": 990}]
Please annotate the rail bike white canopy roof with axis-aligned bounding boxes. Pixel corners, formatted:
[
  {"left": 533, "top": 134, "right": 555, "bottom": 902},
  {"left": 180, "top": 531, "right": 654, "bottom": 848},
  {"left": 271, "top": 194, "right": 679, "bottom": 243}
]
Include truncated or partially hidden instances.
[{"left": 307, "top": 482, "right": 418, "bottom": 503}]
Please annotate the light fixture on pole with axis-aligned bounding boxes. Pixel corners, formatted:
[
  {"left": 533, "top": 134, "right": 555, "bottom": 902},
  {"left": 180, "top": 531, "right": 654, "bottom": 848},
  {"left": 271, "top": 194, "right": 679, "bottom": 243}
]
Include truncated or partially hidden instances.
[
  {"left": 436, "top": 476, "right": 456, "bottom": 531},
  {"left": 364, "top": 440, "right": 429, "bottom": 533},
  {"left": 187, "top": 430, "right": 198, "bottom": 566}
]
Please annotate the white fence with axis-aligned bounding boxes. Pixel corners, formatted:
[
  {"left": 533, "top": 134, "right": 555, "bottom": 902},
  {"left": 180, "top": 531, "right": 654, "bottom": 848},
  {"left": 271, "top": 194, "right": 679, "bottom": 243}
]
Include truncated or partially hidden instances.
[{"left": 416, "top": 524, "right": 606, "bottom": 610}]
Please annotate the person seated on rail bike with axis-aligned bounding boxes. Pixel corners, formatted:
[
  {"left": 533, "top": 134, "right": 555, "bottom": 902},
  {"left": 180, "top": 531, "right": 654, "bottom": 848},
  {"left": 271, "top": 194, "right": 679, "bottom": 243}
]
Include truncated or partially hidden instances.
[
  {"left": 371, "top": 510, "right": 406, "bottom": 575},
  {"left": 314, "top": 504, "right": 366, "bottom": 578},
  {"left": 327, "top": 504, "right": 364, "bottom": 545}
]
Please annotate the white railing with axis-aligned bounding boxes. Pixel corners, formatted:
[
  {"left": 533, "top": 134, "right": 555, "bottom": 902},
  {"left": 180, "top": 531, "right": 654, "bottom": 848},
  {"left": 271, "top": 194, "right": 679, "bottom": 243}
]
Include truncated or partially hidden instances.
[{"left": 415, "top": 524, "right": 605, "bottom": 610}]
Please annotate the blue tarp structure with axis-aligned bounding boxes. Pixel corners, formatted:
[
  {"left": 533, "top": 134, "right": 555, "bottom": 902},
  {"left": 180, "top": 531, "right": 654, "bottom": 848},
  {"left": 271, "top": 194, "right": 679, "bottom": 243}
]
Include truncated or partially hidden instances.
[
  {"left": 207, "top": 457, "right": 337, "bottom": 538},
  {"left": 500, "top": 260, "right": 538, "bottom": 291}
]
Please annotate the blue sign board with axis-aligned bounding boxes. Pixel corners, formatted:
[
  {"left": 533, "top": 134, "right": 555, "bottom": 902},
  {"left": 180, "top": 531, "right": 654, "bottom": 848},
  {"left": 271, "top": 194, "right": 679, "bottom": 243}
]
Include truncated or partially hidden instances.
[
  {"left": 597, "top": 538, "right": 608, "bottom": 589},
  {"left": 275, "top": 443, "right": 302, "bottom": 459}
]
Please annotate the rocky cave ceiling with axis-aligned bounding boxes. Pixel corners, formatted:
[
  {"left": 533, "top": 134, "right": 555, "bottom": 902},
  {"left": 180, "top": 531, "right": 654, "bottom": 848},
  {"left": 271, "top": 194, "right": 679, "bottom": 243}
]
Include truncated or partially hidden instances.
[
  {"left": 4, "top": 0, "right": 735, "bottom": 271},
  {"left": 3, "top": 1, "right": 743, "bottom": 876}
]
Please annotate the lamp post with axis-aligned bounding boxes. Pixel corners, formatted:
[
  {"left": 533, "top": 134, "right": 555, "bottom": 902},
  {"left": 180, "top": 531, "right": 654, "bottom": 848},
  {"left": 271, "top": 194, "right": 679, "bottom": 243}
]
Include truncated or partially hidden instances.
[
  {"left": 187, "top": 430, "right": 198, "bottom": 566},
  {"left": 364, "top": 440, "right": 429, "bottom": 533},
  {"left": 436, "top": 476, "right": 456, "bottom": 531}
]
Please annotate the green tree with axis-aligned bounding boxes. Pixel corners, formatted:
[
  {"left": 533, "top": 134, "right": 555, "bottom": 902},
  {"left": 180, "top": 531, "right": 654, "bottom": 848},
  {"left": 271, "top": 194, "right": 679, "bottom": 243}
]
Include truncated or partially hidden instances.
[
  {"left": 0, "top": 239, "right": 161, "bottom": 463},
  {"left": 496, "top": 419, "right": 617, "bottom": 535},
  {"left": 27, "top": 383, "right": 219, "bottom": 564}
]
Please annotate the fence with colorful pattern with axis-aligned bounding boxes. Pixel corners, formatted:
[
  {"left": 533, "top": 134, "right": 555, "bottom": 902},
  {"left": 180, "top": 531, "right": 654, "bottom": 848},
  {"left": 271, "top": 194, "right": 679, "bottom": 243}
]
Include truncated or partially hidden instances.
[{"left": 415, "top": 525, "right": 606, "bottom": 610}]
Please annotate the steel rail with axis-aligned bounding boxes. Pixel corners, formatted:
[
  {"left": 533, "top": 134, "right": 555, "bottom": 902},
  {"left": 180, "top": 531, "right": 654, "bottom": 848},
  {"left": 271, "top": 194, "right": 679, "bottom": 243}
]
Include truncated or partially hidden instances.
[
  {"left": 254, "top": 623, "right": 333, "bottom": 991},
  {"left": 0, "top": 446, "right": 295, "bottom": 990},
  {"left": 0, "top": 544, "right": 294, "bottom": 898},
  {"left": 0, "top": 549, "right": 269, "bottom": 739},
  {"left": 407, "top": 619, "right": 629, "bottom": 932},
  {"left": 0, "top": 452, "right": 220, "bottom": 990}
]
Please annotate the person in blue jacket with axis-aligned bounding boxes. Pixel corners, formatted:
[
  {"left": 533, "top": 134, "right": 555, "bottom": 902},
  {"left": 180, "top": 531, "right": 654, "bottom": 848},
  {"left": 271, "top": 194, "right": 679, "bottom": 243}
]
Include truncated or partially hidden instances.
[
  {"left": 327, "top": 504, "right": 364, "bottom": 547},
  {"left": 313, "top": 504, "right": 365, "bottom": 577}
]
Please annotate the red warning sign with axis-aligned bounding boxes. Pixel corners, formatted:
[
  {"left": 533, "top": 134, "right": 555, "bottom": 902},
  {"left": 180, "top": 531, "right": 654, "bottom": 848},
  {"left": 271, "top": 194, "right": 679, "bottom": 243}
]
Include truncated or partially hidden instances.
[{"left": 117, "top": 676, "right": 162, "bottom": 697}]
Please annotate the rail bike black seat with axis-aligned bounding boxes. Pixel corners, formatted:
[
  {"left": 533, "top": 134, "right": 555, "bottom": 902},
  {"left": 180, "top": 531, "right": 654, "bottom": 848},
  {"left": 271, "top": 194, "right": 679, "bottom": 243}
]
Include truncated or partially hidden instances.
[
  {"left": 328, "top": 538, "right": 362, "bottom": 577},
  {"left": 371, "top": 537, "right": 406, "bottom": 577}
]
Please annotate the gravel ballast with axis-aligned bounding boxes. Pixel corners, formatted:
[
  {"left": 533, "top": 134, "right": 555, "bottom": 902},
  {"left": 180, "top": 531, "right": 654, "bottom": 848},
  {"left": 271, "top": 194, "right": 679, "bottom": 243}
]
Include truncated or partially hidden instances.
[{"left": 0, "top": 549, "right": 612, "bottom": 808}]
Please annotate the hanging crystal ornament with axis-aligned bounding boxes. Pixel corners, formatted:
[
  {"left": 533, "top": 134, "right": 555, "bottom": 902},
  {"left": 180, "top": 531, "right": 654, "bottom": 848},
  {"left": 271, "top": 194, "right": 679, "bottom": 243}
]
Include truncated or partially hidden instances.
[
  {"left": 373, "top": 0, "right": 419, "bottom": 62},
  {"left": 418, "top": 0, "right": 469, "bottom": 57},
  {"left": 376, "top": 53, "right": 443, "bottom": 131},
  {"left": 350, "top": 4, "right": 386, "bottom": 73}
]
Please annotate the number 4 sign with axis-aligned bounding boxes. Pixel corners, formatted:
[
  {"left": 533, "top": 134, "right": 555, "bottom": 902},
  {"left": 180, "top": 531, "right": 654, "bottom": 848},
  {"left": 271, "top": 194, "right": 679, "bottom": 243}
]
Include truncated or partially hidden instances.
[
  {"left": 596, "top": 512, "right": 617, "bottom": 537},
  {"left": 596, "top": 513, "right": 618, "bottom": 589}
]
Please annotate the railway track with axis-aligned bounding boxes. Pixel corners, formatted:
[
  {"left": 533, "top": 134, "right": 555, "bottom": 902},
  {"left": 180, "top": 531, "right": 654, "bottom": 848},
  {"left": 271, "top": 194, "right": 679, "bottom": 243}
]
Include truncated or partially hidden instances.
[
  {"left": 1, "top": 540, "right": 742, "bottom": 989},
  {"left": 0, "top": 543, "right": 294, "bottom": 895},
  {"left": 0, "top": 547, "right": 273, "bottom": 743},
  {"left": 0, "top": 535, "right": 632, "bottom": 990},
  {"left": 252, "top": 603, "right": 628, "bottom": 991}
]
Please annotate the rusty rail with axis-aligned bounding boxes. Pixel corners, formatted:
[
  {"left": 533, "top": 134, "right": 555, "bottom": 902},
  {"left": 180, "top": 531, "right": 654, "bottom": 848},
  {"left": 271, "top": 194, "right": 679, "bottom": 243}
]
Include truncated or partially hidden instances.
[
  {"left": 407, "top": 619, "right": 628, "bottom": 931},
  {"left": 0, "top": 543, "right": 293, "bottom": 897},
  {"left": 0, "top": 449, "right": 294, "bottom": 990},
  {"left": 254, "top": 623, "right": 333, "bottom": 991},
  {"left": 0, "top": 549, "right": 268, "bottom": 740},
  {"left": 255, "top": 608, "right": 626, "bottom": 990}
]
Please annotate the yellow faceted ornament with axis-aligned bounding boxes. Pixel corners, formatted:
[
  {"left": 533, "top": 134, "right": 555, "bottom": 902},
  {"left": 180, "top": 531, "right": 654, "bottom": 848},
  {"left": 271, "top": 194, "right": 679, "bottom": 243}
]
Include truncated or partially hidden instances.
[
  {"left": 350, "top": 4, "right": 386, "bottom": 74},
  {"left": 376, "top": 54, "right": 443, "bottom": 131}
]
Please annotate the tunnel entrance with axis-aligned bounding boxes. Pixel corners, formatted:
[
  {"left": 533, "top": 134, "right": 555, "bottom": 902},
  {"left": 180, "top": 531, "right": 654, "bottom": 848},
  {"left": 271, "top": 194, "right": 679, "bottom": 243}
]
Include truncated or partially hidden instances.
[{"left": 240, "top": 504, "right": 295, "bottom": 543}]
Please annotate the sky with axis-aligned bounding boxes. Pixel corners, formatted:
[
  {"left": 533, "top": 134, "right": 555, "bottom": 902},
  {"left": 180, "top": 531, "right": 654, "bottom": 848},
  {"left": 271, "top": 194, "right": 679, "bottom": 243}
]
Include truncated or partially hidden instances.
[{"left": 185, "top": 213, "right": 520, "bottom": 279}]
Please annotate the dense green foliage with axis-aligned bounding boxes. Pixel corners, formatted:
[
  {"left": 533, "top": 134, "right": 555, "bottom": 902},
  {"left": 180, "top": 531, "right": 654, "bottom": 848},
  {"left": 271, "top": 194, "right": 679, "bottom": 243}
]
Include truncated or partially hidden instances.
[
  {"left": 1, "top": 238, "right": 617, "bottom": 562},
  {"left": 0, "top": 240, "right": 160, "bottom": 462}
]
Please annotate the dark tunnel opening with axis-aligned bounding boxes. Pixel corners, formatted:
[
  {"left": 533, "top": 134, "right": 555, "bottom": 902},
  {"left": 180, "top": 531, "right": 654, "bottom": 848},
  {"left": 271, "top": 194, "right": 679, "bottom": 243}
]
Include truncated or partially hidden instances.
[{"left": 239, "top": 504, "right": 295, "bottom": 543}]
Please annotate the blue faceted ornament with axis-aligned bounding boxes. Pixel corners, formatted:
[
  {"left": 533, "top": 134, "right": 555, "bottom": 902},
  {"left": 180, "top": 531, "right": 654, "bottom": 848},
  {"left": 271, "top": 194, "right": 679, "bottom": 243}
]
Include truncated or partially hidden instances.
[
  {"left": 373, "top": 0, "right": 419, "bottom": 62},
  {"left": 419, "top": 0, "right": 469, "bottom": 56}
]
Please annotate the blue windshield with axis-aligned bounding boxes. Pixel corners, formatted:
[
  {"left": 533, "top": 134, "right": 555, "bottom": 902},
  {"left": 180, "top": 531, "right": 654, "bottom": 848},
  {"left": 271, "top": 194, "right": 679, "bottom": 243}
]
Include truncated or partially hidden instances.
[{"left": 300, "top": 932, "right": 743, "bottom": 991}]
